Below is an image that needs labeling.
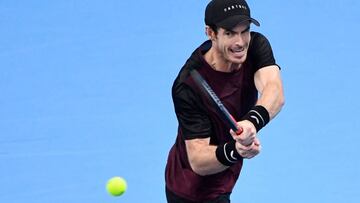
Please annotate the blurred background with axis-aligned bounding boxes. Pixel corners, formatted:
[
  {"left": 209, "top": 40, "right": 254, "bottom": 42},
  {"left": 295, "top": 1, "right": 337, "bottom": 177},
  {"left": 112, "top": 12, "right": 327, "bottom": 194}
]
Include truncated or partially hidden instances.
[{"left": 1, "top": 0, "right": 359, "bottom": 202}]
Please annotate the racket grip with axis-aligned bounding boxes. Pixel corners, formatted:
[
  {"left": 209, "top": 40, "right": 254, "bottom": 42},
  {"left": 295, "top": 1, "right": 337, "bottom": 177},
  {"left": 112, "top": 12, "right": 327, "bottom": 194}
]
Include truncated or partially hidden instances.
[
  {"left": 235, "top": 127, "right": 243, "bottom": 135},
  {"left": 230, "top": 115, "right": 242, "bottom": 135}
]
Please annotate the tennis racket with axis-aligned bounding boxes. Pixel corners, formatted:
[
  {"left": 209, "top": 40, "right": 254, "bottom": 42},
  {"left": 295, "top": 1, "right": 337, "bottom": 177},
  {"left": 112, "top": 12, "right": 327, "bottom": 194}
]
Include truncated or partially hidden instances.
[{"left": 190, "top": 69, "right": 243, "bottom": 135}]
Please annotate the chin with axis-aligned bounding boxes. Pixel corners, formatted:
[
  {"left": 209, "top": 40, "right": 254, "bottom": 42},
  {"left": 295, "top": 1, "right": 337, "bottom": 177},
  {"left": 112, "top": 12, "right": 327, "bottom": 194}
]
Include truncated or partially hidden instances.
[
  {"left": 229, "top": 56, "right": 246, "bottom": 64},
  {"left": 227, "top": 52, "right": 247, "bottom": 64}
]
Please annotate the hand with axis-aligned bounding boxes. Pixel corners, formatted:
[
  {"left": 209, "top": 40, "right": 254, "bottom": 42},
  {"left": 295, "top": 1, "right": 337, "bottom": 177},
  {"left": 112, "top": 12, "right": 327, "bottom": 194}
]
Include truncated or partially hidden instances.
[
  {"left": 230, "top": 120, "right": 257, "bottom": 146},
  {"left": 235, "top": 137, "right": 261, "bottom": 159}
]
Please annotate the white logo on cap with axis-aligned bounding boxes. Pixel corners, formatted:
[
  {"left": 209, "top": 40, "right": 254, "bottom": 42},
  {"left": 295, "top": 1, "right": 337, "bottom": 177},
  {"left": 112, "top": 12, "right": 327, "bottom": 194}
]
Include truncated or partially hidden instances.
[{"left": 224, "top": 4, "right": 247, "bottom": 12}]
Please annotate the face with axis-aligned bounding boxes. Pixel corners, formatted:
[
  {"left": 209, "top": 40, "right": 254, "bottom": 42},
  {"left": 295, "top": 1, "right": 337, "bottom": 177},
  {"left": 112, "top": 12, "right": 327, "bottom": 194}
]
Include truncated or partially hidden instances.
[{"left": 209, "top": 22, "right": 251, "bottom": 65}]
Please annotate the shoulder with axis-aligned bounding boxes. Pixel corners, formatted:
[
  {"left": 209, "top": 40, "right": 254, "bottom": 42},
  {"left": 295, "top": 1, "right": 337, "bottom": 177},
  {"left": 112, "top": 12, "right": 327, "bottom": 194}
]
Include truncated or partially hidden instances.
[
  {"left": 247, "top": 32, "right": 277, "bottom": 71},
  {"left": 172, "top": 41, "right": 210, "bottom": 94},
  {"left": 250, "top": 31, "right": 268, "bottom": 40},
  {"left": 249, "top": 32, "right": 272, "bottom": 52}
]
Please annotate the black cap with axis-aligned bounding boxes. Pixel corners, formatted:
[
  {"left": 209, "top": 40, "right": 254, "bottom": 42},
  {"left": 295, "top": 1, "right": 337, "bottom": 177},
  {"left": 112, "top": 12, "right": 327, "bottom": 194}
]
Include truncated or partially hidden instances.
[{"left": 205, "top": 0, "right": 260, "bottom": 30}]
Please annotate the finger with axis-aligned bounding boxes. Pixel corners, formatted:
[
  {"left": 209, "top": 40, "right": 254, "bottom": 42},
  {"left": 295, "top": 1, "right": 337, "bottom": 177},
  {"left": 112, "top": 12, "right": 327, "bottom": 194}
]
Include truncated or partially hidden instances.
[
  {"left": 238, "top": 135, "right": 255, "bottom": 146},
  {"left": 233, "top": 132, "right": 252, "bottom": 144},
  {"left": 236, "top": 142, "right": 255, "bottom": 154},
  {"left": 242, "top": 138, "right": 254, "bottom": 146},
  {"left": 253, "top": 137, "right": 260, "bottom": 145},
  {"left": 249, "top": 145, "right": 261, "bottom": 155},
  {"left": 240, "top": 150, "right": 250, "bottom": 158},
  {"left": 241, "top": 151, "right": 256, "bottom": 159}
]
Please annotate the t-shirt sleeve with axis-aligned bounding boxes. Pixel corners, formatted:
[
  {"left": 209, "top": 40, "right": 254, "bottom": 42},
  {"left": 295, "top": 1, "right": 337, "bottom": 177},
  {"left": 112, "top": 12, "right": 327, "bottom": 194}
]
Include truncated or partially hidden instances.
[
  {"left": 248, "top": 32, "right": 279, "bottom": 71},
  {"left": 172, "top": 83, "right": 212, "bottom": 140}
]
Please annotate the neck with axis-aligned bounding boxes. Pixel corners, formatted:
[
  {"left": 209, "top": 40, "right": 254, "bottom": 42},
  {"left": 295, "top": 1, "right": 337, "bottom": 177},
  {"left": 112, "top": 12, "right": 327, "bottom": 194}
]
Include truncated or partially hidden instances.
[{"left": 204, "top": 47, "right": 242, "bottom": 73}]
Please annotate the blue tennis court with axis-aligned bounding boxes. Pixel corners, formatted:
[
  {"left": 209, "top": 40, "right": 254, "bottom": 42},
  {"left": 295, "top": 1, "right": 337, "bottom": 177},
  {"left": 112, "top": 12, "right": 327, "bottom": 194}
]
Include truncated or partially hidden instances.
[{"left": 1, "top": 1, "right": 359, "bottom": 202}]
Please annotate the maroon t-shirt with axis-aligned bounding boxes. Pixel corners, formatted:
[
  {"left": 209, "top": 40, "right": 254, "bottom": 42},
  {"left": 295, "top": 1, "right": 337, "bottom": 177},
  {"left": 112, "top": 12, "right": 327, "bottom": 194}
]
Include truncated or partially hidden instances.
[{"left": 165, "top": 32, "right": 278, "bottom": 202}]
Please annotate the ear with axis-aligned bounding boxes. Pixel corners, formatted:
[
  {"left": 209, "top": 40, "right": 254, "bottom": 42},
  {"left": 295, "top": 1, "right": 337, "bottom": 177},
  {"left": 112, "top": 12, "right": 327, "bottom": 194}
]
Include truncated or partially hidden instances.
[{"left": 205, "top": 26, "right": 216, "bottom": 41}]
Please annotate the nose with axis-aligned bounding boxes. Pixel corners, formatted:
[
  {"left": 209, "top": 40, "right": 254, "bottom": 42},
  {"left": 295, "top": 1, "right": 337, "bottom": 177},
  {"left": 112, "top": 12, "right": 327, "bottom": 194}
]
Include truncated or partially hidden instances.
[{"left": 234, "top": 33, "right": 245, "bottom": 47}]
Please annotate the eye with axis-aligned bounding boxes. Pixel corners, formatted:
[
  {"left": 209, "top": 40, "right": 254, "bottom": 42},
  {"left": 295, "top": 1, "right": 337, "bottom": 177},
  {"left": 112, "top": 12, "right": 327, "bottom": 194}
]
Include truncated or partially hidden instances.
[
  {"left": 224, "top": 31, "right": 234, "bottom": 37},
  {"left": 225, "top": 31, "right": 232, "bottom": 36}
]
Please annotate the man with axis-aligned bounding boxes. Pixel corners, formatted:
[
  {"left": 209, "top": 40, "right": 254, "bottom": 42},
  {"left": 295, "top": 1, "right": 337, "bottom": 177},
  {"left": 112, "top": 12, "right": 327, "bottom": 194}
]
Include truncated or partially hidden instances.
[{"left": 165, "top": 0, "right": 285, "bottom": 202}]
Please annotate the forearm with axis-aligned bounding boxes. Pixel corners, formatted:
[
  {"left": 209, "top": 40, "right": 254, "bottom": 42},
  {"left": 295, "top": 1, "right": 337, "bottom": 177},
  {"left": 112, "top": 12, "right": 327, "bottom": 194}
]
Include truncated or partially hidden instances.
[
  {"left": 256, "top": 81, "right": 285, "bottom": 119},
  {"left": 254, "top": 66, "right": 285, "bottom": 120},
  {"left": 185, "top": 139, "right": 228, "bottom": 176}
]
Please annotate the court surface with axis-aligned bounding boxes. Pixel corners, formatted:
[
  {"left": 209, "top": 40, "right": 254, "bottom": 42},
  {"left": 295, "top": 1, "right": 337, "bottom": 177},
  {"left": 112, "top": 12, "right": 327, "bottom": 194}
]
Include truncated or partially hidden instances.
[{"left": 1, "top": 1, "right": 359, "bottom": 202}]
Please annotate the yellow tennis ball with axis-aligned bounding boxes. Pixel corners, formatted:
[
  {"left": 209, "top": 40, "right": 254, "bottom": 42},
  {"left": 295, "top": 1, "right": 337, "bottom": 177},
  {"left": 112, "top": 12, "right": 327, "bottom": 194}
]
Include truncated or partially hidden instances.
[{"left": 106, "top": 176, "right": 127, "bottom": 196}]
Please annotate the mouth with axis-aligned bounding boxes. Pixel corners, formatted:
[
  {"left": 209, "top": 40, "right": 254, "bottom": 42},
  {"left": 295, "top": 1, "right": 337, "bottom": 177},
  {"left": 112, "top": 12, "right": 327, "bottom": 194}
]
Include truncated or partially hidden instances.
[{"left": 230, "top": 47, "right": 245, "bottom": 58}]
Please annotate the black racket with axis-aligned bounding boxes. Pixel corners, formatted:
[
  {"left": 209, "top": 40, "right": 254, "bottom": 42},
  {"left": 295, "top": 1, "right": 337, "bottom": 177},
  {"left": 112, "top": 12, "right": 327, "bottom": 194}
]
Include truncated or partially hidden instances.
[{"left": 190, "top": 69, "right": 242, "bottom": 134}]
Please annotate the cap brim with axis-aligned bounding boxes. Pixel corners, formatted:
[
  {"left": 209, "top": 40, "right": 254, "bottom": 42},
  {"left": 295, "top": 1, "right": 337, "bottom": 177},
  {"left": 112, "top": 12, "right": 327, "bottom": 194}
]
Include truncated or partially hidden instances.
[{"left": 216, "top": 15, "right": 260, "bottom": 30}]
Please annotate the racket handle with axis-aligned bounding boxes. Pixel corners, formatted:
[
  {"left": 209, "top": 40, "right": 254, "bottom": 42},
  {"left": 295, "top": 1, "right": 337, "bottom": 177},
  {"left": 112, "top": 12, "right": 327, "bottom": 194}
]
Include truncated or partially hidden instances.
[
  {"left": 229, "top": 115, "right": 242, "bottom": 135},
  {"left": 235, "top": 127, "right": 243, "bottom": 135}
]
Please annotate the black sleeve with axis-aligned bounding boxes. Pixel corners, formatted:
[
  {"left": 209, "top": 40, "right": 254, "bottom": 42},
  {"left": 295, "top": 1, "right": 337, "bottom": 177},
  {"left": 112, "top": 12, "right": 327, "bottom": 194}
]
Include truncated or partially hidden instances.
[
  {"left": 248, "top": 32, "right": 279, "bottom": 72},
  {"left": 172, "top": 83, "right": 212, "bottom": 140}
]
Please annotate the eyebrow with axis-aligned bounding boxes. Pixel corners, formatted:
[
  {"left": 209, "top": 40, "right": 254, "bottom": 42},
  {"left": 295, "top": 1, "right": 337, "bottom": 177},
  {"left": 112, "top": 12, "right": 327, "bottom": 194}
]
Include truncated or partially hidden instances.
[
  {"left": 226, "top": 26, "right": 250, "bottom": 34},
  {"left": 241, "top": 26, "right": 250, "bottom": 33}
]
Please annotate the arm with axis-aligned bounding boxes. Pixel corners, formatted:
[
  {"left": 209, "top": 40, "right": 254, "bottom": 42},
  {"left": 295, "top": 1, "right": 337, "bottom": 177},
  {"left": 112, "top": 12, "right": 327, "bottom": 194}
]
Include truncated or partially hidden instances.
[
  {"left": 254, "top": 65, "right": 285, "bottom": 119},
  {"left": 185, "top": 138, "right": 228, "bottom": 176},
  {"left": 186, "top": 136, "right": 261, "bottom": 176},
  {"left": 232, "top": 33, "right": 284, "bottom": 146},
  {"left": 232, "top": 65, "right": 284, "bottom": 145},
  {"left": 173, "top": 84, "right": 230, "bottom": 176}
]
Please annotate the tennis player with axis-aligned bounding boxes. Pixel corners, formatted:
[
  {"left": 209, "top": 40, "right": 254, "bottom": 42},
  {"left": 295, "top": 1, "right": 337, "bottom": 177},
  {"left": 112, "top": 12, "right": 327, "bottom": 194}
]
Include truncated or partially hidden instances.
[{"left": 165, "top": 0, "right": 285, "bottom": 202}]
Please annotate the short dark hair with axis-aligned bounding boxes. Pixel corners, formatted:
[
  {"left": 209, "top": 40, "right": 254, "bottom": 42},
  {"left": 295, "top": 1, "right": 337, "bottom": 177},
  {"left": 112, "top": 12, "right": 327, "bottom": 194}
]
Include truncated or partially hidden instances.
[{"left": 208, "top": 24, "right": 219, "bottom": 35}]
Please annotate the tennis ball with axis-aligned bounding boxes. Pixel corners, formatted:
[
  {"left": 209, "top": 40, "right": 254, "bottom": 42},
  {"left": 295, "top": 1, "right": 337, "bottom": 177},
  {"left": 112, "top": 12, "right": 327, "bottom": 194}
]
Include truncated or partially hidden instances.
[{"left": 106, "top": 176, "right": 127, "bottom": 196}]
